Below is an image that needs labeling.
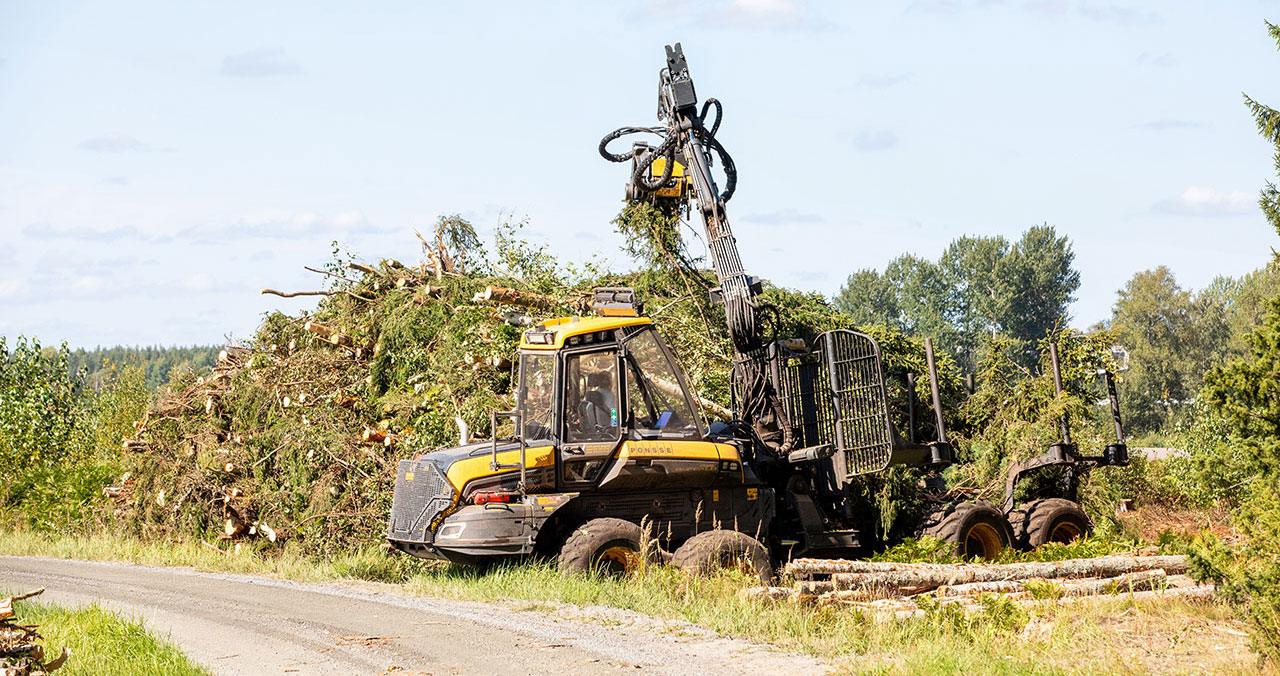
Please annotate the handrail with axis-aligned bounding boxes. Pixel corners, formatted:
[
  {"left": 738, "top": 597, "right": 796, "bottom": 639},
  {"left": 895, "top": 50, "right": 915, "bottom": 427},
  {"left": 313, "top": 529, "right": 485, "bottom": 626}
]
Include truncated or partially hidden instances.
[{"left": 489, "top": 410, "right": 527, "bottom": 494}]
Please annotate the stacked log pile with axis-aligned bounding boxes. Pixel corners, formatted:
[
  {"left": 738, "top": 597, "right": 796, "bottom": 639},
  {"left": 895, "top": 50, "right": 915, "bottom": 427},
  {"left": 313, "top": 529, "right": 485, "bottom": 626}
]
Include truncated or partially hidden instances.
[
  {"left": 741, "top": 555, "right": 1214, "bottom": 619},
  {"left": 0, "top": 589, "right": 69, "bottom": 675}
]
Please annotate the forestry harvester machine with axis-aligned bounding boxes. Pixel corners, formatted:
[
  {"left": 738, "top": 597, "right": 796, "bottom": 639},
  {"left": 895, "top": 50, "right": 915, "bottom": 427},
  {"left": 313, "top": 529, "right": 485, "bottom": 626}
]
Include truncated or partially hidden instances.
[{"left": 386, "top": 44, "right": 1129, "bottom": 579}]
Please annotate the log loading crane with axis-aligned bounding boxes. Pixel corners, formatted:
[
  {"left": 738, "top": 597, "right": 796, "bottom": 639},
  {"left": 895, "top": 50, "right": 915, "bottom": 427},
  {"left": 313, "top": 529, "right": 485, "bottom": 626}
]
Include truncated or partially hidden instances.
[{"left": 386, "top": 44, "right": 1128, "bottom": 578}]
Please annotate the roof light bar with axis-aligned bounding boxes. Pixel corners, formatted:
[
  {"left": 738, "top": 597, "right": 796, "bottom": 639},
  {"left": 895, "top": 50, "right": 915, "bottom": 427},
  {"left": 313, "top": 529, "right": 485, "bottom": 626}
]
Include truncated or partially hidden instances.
[{"left": 591, "top": 287, "right": 642, "bottom": 317}]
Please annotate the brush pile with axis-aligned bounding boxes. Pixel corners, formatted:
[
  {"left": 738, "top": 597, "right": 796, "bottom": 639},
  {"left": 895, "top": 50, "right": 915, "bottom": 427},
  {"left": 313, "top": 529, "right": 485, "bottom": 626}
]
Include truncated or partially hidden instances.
[
  {"left": 0, "top": 589, "right": 69, "bottom": 676},
  {"left": 105, "top": 215, "right": 964, "bottom": 557},
  {"left": 741, "top": 554, "right": 1213, "bottom": 618}
]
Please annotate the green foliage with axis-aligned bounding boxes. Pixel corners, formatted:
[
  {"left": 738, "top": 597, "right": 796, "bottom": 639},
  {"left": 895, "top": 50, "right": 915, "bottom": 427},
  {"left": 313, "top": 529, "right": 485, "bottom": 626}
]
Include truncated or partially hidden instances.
[
  {"left": 951, "top": 329, "right": 1116, "bottom": 496},
  {"left": 66, "top": 345, "right": 220, "bottom": 390},
  {"left": 1108, "top": 266, "right": 1230, "bottom": 433},
  {"left": 835, "top": 225, "right": 1080, "bottom": 372},
  {"left": 1191, "top": 23, "right": 1280, "bottom": 665},
  {"left": 13, "top": 599, "right": 212, "bottom": 676},
  {"left": 0, "top": 338, "right": 148, "bottom": 530}
]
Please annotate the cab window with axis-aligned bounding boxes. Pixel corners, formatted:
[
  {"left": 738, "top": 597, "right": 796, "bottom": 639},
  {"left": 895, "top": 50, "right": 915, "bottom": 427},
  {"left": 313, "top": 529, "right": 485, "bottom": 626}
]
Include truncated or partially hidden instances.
[
  {"left": 563, "top": 350, "right": 621, "bottom": 444},
  {"left": 516, "top": 352, "right": 556, "bottom": 446},
  {"left": 624, "top": 329, "right": 701, "bottom": 439}
]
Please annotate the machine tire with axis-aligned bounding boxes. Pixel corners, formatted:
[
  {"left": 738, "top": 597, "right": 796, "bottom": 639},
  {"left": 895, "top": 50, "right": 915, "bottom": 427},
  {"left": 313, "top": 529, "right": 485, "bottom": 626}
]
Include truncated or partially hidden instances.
[
  {"left": 671, "top": 529, "right": 774, "bottom": 584},
  {"left": 557, "top": 518, "right": 652, "bottom": 576},
  {"left": 921, "top": 500, "right": 1014, "bottom": 560},
  {"left": 1010, "top": 498, "right": 1092, "bottom": 549}
]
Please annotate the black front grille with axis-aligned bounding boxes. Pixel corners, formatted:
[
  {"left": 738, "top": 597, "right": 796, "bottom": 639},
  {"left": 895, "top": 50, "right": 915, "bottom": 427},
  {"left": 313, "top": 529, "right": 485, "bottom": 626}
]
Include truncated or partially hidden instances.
[{"left": 387, "top": 458, "right": 455, "bottom": 542}]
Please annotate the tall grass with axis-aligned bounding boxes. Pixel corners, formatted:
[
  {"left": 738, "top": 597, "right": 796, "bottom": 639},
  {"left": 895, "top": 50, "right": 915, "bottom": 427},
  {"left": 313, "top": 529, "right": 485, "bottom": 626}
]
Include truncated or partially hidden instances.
[{"left": 9, "top": 597, "right": 211, "bottom": 676}]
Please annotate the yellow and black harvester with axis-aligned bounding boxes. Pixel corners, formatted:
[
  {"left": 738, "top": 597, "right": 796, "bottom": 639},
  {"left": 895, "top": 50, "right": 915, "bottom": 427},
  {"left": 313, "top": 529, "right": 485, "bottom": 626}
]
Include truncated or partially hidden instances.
[{"left": 386, "top": 45, "right": 1128, "bottom": 579}]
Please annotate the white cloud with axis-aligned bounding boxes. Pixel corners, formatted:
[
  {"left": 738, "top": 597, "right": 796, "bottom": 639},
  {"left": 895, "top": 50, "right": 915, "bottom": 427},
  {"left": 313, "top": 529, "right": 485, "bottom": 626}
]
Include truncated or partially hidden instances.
[
  {"left": 220, "top": 49, "right": 301, "bottom": 78},
  {"left": 22, "top": 223, "right": 147, "bottom": 242},
  {"left": 71, "top": 276, "right": 106, "bottom": 294},
  {"left": 1139, "top": 119, "right": 1198, "bottom": 131},
  {"left": 179, "top": 210, "right": 397, "bottom": 242},
  {"left": 1154, "top": 187, "right": 1255, "bottom": 217},
  {"left": 182, "top": 273, "right": 214, "bottom": 292},
  {"left": 79, "top": 134, "right": 147, "bottom": 153},
  {"left": 858, "top": 74, "right": 911, "bottom": 90},
  {"left": 714, "top": 0, "right": 799, "bottom": 26},
  {"left": 853, "top": 130, "right": 898, "bottom": 152},
  {"left": 742, "top": 208, "right": 824, "bottom": 225},
  {"left": 0, "top": 279, "right": 29, "bottom": 301}
]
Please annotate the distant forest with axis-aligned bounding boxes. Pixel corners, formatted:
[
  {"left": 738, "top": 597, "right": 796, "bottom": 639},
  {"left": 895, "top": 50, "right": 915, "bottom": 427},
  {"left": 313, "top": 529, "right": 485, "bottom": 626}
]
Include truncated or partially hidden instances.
[{"left": 67, "top": 345, "right": 221, "bottom": 389}]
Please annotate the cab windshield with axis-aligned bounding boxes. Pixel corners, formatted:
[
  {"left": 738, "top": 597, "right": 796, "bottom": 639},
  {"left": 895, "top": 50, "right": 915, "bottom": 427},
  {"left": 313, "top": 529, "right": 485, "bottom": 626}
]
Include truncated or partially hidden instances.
[{"left": 516, "top": 352, "right": 556, "bottom": 445}]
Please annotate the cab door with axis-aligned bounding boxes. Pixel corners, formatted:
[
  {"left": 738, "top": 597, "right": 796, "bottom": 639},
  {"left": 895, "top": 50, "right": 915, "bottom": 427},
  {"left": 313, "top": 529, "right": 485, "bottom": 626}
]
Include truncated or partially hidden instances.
[{"left": 557, "top": 347, "right": 624, "bottom": 487}]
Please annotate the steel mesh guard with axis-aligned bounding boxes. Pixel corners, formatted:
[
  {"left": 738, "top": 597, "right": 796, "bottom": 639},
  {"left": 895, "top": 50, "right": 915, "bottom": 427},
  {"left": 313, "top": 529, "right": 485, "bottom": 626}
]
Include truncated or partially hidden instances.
[
  {"left": 772, "top": 331, "right": 893, "bottom": 479},
  {"left": 388, "top": 458, "right": 454, "bottom": 542},
  {"left": 818, "top": 331, "right": 893, "bottom": 476}
]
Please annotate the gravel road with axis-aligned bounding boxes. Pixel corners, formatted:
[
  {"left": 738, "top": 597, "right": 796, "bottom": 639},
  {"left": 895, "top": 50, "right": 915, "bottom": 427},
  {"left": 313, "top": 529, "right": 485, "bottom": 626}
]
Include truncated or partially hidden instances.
[{"left": 0, "top": 556, "right": 829, "bottom": 676}]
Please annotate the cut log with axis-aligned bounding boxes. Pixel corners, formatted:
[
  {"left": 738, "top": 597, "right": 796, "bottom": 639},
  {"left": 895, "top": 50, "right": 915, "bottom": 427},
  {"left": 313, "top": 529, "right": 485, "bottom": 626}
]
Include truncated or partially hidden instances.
[
  {"left": 347, "top": 262, "right": 379, "bottom": 276},
  {"left": 304, "top": 321, "right": 335, "bottom": 339},
  {"left": 739, "top": 586, "right": 797, "bottom": 602},
  {"left": 412, "top": 286, "right": 446, "bottom": 304},
  {"left": 224, "top": 516, "right": 247, "bottom": 538},
  {"left": 471, "top": 285, "right": 554, "bottom": 309},
  {"left": 789, "top": 554, "right": 1187, "bottom": 580},
  {"left": 825, "top": 556, "right": 1188, "bottom": 594},
  {"left": 261, "top": 288, "right": 334, "bottom": 298}
]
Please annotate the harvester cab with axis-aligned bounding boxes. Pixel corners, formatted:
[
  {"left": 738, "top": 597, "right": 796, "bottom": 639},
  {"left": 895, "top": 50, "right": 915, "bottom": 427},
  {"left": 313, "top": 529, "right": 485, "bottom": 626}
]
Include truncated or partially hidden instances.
[{"left": 386, "top": 290, "right": 777, "bottom": 566}]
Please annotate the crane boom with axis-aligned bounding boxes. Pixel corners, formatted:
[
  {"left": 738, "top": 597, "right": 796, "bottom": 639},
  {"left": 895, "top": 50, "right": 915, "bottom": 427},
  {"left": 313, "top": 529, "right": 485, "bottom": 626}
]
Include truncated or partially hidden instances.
[{"left": 600, "top": 43, "right": 791, "bottom": 453}]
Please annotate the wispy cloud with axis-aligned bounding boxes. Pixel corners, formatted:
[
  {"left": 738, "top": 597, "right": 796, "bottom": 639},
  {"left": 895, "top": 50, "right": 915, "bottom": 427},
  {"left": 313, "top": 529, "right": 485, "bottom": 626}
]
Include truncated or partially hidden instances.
[
  {"left": 1137, "top": 51, "right": 1175, "bottom": 68},
  {"left": 181, "top": 210, "right": 399, "bottom": 242},
  {"left": 636, "top": 0, "right": 828, "bottom": 31},
  {"left": 792, "top": 270, "right": 829, "bottom": 283},
  {"left": 853, "top": 130, "right": 898, "bottom": 152},
  {"left": 1077, "top": 2, "right": 1160, "bottom": 27},
  {"left": 0, "top": 279, "right": 30, "bottom": 301},
  {"left": 1138, "top": 119, "right": 1198, "bottom": 131},
  {"left": 79, "top": 134, "right": 148, "bottom": 153},
  {"left": 220, "top": 49, "right": 301, "bottom": 78},
  {"left": 21, "top": 223, "right": 146, "bottom": 242},
  {"left": 858, "top": 73, "right": 911, "bottom": 90},
  {"left": 1154, "top": 187, "right": 1255, "bottom": 217},
  {"left": 101, "top": 176, "right": 130, "bottom": 186},
  {"left": 742, "top": 208, "right": 824, "bottom": 226}
]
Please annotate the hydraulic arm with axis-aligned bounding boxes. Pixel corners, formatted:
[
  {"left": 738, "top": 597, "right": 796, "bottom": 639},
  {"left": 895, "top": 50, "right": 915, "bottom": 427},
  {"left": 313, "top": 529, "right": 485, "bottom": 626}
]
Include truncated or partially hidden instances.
[{"left": 599, "top": 43, "right": 791, "bottom": 453}]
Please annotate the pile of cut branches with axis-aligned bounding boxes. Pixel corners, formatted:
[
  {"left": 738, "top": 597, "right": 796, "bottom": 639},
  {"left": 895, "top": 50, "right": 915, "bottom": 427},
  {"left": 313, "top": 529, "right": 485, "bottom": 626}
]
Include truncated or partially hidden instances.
[{"left": 0, "top": 589, "right": 68, "bottom": 676}]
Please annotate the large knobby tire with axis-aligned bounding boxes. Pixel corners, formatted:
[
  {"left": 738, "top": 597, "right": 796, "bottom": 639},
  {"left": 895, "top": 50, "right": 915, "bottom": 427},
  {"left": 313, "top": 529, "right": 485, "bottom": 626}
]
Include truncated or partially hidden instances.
[
  {"left": 1009, "top": 498, "right": 1093, "bottom": 550},
  {"left": 671, "top": 529, "right": 774, "bottom": 584},
  {"left": 558, "top": 518, "right": 652, "bottom": 576},
  {"left": 922, "top": 500, "right": 1014, "bottom": 560}
]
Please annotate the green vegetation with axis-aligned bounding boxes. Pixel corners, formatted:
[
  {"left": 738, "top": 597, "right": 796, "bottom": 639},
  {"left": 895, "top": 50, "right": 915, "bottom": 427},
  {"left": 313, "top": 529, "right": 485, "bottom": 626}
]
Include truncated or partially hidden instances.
[
  {"left": 0, "top": 338, "right": 147, "bottom": 531},
  {"left": 7, "top": 594, "right": 210, "bottom": 676},
  {"left": 835, "top": 225, "right": 1080, "bottom": 371},
  {"left": 66, "top": 345, "right": 220, "bottom": 390}
]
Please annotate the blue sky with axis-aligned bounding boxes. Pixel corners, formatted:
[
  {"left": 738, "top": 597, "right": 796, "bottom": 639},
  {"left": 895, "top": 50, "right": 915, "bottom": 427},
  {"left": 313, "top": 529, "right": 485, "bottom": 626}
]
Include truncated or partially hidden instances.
[{"left": 2, "top": 1, "right": 1278, "bottom": 347}]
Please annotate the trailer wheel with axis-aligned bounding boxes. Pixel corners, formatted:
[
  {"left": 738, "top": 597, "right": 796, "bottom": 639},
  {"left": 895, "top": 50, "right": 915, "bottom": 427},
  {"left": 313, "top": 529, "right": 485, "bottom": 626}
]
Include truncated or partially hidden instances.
[
  {"left": 671, "top": 529, "right": 774, "bottom": 583},
  {"left": 1010, "top": 498, "right": 1092, "bottom": 549},
  {"left": 922, "top": 501, "right": 1013, "bottom": 560},
  {"left": 558, "top": 518, "right": 651, "bottom": 576}
]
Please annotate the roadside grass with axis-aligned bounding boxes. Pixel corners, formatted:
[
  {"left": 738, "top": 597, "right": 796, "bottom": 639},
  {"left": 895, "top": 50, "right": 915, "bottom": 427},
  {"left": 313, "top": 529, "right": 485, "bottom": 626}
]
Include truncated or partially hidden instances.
[
  {"left": 4, "top": 595, "right": 211, "bottom": 676},
  {"left": 0, "top": 529, "right": 1262, "bottom": 675}
]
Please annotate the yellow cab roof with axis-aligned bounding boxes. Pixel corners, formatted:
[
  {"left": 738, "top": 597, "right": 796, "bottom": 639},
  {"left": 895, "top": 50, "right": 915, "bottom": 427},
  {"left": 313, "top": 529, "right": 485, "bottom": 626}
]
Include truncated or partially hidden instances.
[{"left": 520, "top": 315, "right": 651, "bottom": 350}]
